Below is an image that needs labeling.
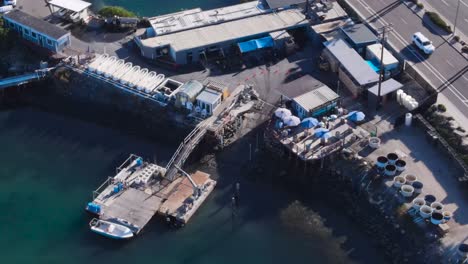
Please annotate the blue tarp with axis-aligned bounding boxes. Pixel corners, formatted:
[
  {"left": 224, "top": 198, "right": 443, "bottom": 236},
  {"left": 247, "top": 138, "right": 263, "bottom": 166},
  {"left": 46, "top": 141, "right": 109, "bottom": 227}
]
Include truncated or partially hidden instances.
[{"left": 238, "top": 36, "right": 274, "bottom": 53}]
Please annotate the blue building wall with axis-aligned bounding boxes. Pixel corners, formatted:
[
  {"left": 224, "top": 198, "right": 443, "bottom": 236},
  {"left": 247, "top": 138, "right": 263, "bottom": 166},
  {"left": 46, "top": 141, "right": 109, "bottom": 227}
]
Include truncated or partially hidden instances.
[{"left": 3, "top": 18, "right": 71, "bottom": 53}]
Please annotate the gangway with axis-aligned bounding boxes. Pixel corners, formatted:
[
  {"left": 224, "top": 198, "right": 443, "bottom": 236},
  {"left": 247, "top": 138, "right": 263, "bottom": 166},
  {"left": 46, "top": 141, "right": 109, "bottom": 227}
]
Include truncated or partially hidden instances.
[{"left": 0, "top": 69, "right": 50, "bottom": 89}]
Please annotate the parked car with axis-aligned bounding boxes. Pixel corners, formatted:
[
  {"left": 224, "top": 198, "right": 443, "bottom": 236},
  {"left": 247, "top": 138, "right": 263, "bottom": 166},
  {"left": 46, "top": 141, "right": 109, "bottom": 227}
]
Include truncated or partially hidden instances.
[
  {"left": 412, "top": 32, "right": 435, "bottom": 55},
  {"left": 4, "top": 0, "right": 16, "bottom": 6}
]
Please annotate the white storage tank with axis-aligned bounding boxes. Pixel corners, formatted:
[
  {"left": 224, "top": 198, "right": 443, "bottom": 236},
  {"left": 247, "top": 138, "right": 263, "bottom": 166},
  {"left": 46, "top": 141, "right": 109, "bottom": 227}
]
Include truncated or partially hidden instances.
[
  {"left": 105, "top": 59, "right": 125, "bottom": 78},
  {"left": 97, "top": 56, "right": 117, "bottom": 75},
  {"left": 113, "top": 62, "right": 132, "bottom": 81},
  {"left": 405, "top": 113, "right": 412, "bottom": 126},
  {"left": 137, "top": 71, "right": 157, "bottom": 91}
]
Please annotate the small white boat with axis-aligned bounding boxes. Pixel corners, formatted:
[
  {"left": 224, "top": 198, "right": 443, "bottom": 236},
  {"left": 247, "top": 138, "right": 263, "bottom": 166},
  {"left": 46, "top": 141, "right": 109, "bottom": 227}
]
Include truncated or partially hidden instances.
[{"left": 89, "top": 218, "right": 134, "bottom": 239}]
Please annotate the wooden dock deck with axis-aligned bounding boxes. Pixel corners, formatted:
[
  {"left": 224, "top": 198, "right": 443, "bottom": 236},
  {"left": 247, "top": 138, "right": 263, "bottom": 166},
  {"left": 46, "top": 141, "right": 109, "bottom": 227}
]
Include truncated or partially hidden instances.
[{"left": 159, "top": 171, "right": 216, "bottom": 224}]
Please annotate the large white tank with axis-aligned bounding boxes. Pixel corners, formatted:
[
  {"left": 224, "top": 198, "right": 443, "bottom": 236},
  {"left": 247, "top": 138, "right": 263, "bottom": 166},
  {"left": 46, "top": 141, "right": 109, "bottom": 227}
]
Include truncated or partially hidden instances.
[
  {"left": 137, "top": 71, "right": 157, "bottom": 91},
  {"left": 396, "top": 89, "right": 403, "bottom": 104},
  {"left": 148, "top": 74, "right": 166, "bottom": 93},
  {"left": 121, "top": 66, "right": 140, "bottom": 85},
  {"left": 105, "top": 59, "right": 125, "bottom": 78},
  {"left": 87, "top": 54, "right": 108, "bottom": 72},
  {"left": 405, "top": 113, "right": 412, "bottom": 126},
  {"left": 131, "top": 68, "right": 149, "bottom": 88},
  {"left": 97, "top": 56, "right": 117, "bottom": 75}
]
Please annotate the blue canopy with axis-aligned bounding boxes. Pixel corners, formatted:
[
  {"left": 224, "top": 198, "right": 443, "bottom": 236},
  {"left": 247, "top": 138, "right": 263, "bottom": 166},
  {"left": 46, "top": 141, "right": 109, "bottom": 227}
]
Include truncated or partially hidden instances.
[
  {"left": 238, "top": 36, "right": 274, "bottom": 53},
  {"left": 301, "top": 117, "right": 319, "bottom": 128},
  {"left": 314, "top": 128, "right": 330, "bottom": 138},
  {"left": 347, "top": 111, "right": 366, "bottom": 122}
]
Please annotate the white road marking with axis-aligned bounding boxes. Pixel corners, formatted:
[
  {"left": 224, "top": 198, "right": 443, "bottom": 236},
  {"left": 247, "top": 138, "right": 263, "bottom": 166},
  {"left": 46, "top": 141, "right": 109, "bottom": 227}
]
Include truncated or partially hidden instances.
[
  {"left": 463, "top": 75, "right": 468, "bottom": 82},
  {"left": 441, "top": 0, "right": 450, "bottom": 6},
  {"left": 354, "top": 0, "right": 468, "bottom": 108},
  {"left": 400, "top": 18, "right": 408, "bottom": 24},
  {"left": 446, "top": 60, "right": 455, "bottom": 68},
  {"left": 461, "top": 0, "right": 468, "bottom": 8},
  {"left": 464, "top": 18, "right": 468, "bottom": 24}
]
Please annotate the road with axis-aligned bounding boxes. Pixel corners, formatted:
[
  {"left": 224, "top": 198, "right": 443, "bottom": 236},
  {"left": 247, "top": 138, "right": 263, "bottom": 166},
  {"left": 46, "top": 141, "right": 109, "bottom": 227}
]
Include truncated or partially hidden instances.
[
  {"left": 425, "top": 0, "right": 468, "bottom": 36},
  {"left": 345, "top": 0, "right": 468, "bottom": 125}
]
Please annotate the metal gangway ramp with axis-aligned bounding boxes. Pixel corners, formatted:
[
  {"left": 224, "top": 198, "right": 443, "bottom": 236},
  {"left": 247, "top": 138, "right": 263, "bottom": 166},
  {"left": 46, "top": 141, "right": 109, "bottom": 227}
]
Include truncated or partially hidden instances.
[
  {"left": 0, "top": 69, "right": 49, "bottom": 89},
  {"left": 164, "top": 120, "right": 210, "bottom": 181}
]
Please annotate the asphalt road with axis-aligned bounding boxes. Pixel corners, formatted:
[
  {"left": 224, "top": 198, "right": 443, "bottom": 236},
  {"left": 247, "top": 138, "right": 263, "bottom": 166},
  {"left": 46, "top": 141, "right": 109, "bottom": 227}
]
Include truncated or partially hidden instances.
[
  {"left": 346, "top": 0, "right": 468, "bottom": 121},
  {"left": 425, "top": 0, "right": 468, "bottom": 36}
]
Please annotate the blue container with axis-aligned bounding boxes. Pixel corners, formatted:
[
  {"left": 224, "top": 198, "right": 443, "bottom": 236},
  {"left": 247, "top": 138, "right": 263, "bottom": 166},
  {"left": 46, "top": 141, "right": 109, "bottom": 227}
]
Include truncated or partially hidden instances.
[
  {"left": 87, "top": 202, "right": 101, "bottom": 214},
  {"left": 113, "top": 185, "right": 120, "bottom": 193},
  {"left": 118, "top": 182, "right": 124, "bottom": 191},
  {"left": 136, "top": 157, "right": 143, "bottom": 166}
]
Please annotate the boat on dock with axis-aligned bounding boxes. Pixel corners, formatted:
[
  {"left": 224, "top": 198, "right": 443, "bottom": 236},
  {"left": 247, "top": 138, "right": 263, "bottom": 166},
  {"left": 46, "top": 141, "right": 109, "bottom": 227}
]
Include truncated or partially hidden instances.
[{"left": 89, "top": 218, "right": 134, "bottom": 239}]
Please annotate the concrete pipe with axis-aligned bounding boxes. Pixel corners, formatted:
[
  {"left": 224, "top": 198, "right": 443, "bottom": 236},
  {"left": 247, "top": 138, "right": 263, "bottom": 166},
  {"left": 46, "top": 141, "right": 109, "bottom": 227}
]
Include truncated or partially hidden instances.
[
  {"left": 412, "top": 181, "right": 423, "bottom": 194},
  {"left": 419, "top": 205, "right": 433, "bottom": 218},
  {"left": 442, "top": 211, "right": 452, "bottom": 222},
  {"left": 430, "top": 202, "right": 444, "bottom": 213},
  {"left": 387, "top": 153, "right": 399, "bottom": 165},
  {"left": 404, "top": 174, "right": 417, "bottom": 185},
  {"left": 376, "top": 156, "right": 388, "bottom": 169},
  {"left": 385, "top": 165, "right": 396, "bottom": 176},
  {"left": 431, "top": 212, "right": 444, "bottom": 225},
  {"left": 393, "top": 176, "right": 406, "bottom": 188},
  {"left": 368, "top": 137, "right": 381, "bottom": 149},
  {"left": 400, "top": 185, "right": 414, "bottom": 198},
  {"left": 412, "top": 198, "right": 425, "bottom": 210},
  {"left": 395, "top": 160, "right": 406, "bottom": 172}
]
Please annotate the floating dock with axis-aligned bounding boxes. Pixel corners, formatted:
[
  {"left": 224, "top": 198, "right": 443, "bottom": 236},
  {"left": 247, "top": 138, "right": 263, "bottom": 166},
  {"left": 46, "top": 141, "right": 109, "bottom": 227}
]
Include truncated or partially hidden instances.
[{"left": 87, "top": 154, "right": 216, "bottom": 235}]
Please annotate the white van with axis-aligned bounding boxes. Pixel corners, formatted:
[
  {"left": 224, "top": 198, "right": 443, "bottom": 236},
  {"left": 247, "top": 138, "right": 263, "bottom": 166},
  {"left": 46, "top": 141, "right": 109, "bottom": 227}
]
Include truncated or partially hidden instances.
[
  {"left": 4, "top": 0, "right": 16, "bottom": 6},
  {"left": 412, "top": 32, "right": 435, "bottom": 55}
]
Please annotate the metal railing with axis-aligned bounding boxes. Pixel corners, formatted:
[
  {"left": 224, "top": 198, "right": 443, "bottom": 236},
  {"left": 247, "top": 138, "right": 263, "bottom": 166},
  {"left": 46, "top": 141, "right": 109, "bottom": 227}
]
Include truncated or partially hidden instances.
[{"left": 92, "top": 177, "right": 113, "bottom": 200}]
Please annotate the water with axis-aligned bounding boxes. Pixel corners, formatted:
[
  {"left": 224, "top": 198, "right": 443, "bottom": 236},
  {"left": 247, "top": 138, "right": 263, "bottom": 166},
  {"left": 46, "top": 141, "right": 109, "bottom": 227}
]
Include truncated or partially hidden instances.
[
  {"left": 89, "top": 0, "right": 239, "bottom": 17},
  {"left": 0, "top": 107, "right": 370, "bottom": 264}
]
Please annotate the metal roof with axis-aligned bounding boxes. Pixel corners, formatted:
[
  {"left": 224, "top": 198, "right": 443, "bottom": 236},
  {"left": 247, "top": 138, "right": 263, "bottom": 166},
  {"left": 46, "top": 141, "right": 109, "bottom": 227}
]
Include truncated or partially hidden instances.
[
  {"left": 196, "top": 89, "right": 222, "bottom": 104},
  {"left": 48, "top": 0, "right": 91, "bottom": 13},
  {"left": 324, "top": 38, "right": 379, "bottom": 86},
  {"left": 293, "top": 85, "right": 339, "bottom": 111},
  {"left": 178, "top": 80, "right": 204, "bottom": 98},
  {"left": 341, "top": 23, "right": 377, "bottom": 46},
  {"left": 4, "top": 10, "right": 69, "bottom": 40},
  {"left": 141, "top": 9, "right": 307, "bottom": 52},
  {"left": 264, "top": 0, "right": 306, "bottom": 9},
  {"left": 277, "top": 75, "right": 325, "bottom": 100},
  {"left": 368, "top": 78, "right": 403, "bottom": 96},
  {"left": 366, "top": 43, "right": 399, "bottom": 67}
]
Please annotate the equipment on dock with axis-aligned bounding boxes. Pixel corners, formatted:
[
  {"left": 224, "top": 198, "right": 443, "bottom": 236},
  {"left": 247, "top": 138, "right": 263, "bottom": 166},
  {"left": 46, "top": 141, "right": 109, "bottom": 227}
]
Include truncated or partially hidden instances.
[
  {"left": 89, "top": 218, "right": 134, "bottom": 239},
  {"left": 86, "top": 202, "right": 102, "bottom": 215},
  {"left": 175, "top": 165, "right": 202, "bottom": 197}
]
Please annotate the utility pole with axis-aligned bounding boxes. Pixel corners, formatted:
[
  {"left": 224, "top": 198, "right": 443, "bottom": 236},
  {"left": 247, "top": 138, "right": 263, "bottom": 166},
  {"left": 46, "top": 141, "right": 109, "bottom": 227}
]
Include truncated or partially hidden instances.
[
  {"left": 376, "top": 24, "right": 393, "bottom": 111},
  {"left": 454, "top": 0, "right": 461, "bottom": 35}
]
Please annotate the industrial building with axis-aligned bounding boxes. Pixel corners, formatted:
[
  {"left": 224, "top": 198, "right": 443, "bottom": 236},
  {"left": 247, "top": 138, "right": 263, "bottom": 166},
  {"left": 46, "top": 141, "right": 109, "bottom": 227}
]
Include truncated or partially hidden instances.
[
  {"left": 322, "top": 38, "right": 379, "bottom": 97},
  {"left": 134, "top": 1, "right": 309, "bottom": 65},
  {"left": 340, "top": 23, "right": 378, "bottom": 54},
  {"left": 3, "top": 10, "right": 71, "bottom": 53},
  {"left": 46, "top": 0, "right": 91, "bottom": 23}
]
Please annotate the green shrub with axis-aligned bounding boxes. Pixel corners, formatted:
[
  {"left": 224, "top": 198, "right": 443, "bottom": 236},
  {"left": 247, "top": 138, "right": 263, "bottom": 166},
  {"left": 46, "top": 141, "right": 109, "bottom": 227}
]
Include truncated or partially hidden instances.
[
  {"left": 98, "top": 6, "right": 136, "bottom": 18},
  {"left": 417, "top": 3, "right": 424, "bottom": 9},
  {"left": 437, "top": 104, "right": 447, "bottom": 112},
  {"left": 454, "top": 35, "right": 461, "bottom": 42},
  {"left": 462, "top": 45, "right": 468, "bottom": 53},
  {"left": 426, "top": 11, "right": 452, "bottom": 33}
]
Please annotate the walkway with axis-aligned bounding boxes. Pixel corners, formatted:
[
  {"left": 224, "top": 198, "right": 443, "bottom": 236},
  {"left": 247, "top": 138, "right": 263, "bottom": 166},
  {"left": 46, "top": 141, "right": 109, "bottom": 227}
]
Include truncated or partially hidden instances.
[{"left": 0, "top": 70, "right": 49, "bottom": 89}]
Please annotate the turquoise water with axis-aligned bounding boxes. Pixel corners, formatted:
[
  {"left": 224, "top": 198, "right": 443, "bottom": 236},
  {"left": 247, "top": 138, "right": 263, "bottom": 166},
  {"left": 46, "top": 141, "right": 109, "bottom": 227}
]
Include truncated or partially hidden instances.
[
  {"left": 89, "top": 0, "right": 239, "bottom": 16},
  {"left": 0, "top": 107, "right": 349, "bottom": 264}
]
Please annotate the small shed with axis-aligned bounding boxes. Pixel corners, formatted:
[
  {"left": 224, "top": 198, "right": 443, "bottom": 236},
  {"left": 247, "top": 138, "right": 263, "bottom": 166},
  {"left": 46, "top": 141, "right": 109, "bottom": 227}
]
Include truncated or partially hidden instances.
[
  {"left": 175, "top": 80, "right": 204, "bottom": 108},
  {"left": 196, "top": 89, "right": 223, "bottom": 116},
  {"left": 292, "top": 85, "right": 340, "bottom": 119},
  {"left": 365, "top": 43, "right": 399, "bottom": 72},
  {"left": 341, "top": 24, "right": 378, "bottom": 54},
  {"left": 367, "top": 78, "right": 403, "bottom": 109},
  {"left": 47, "top": 0, "right": 92, "bottom": 23}
]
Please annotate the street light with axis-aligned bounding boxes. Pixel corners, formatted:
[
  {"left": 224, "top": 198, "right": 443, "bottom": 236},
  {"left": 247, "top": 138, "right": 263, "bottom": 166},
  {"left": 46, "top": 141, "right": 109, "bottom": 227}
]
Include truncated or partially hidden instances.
[{"left": 454, "top": 0, "right": 461, "bottom": 35}]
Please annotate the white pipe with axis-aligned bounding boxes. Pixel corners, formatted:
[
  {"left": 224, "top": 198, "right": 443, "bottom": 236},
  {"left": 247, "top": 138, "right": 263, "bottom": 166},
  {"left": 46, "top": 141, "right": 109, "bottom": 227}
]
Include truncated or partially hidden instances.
[
  {"left": 97, "top": 56, "right": 117, "bottom": 75},
  {"left": 131, "top": 68, "right": 149, "bottom": 89},
  {"left": 105, "top": 59, "right": 125, "bottom": 78},
  {"left": 113, "top": 62, "right": 132, "bottom": 81},
  {"left": 138, "top": 71, "right": 157, "bottom": 91},
  {"left": 121, "top": 66, "right": 140, "bottom": 85}
]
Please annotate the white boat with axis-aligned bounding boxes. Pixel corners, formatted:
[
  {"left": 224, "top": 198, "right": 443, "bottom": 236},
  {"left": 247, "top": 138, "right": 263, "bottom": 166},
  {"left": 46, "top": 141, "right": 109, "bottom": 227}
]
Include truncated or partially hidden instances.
[{"left": 89, "top": 218, "right": 134, "bottom": 239}]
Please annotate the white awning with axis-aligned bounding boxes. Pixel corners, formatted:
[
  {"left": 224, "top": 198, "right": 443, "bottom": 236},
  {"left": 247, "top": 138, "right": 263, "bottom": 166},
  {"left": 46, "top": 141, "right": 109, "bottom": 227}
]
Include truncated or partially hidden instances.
[{"left": 48, "top": 0, "right": 91, "bottom": 12}]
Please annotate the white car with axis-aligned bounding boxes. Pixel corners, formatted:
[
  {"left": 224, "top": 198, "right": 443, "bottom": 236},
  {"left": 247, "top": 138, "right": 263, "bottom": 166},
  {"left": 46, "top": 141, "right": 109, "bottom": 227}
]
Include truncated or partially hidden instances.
[
  {"left": 4, "top": 0, "right": 16, "bottom": 6},
  {"left": 412, "top": 32, "right": 435, "bottom": 55}
]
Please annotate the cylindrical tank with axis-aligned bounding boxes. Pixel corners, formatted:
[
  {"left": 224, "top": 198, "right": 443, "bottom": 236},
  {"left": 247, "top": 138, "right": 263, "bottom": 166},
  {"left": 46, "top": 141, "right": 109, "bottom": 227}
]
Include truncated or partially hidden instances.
[
  {"left": 412, "top": 198, "right": 425, "bottom": 210},
  {"left": 400, "top": 184, "right": 414, "bottom": 197},
  {"left": 393, "top": 176, "right": 406, "bottom": 188},
  {"left": 431, "top": 212, "right": 444, "bottom": 225},
  {"left": 457, "top": 244, "right": 468, "bottom": 258},
  {"left": 419, "top": 205, "right": 433, "bottom": 218},
  {"left": 387, "top": 153, "right": 398, "bottom": 165},
  {"left": 424, "top": 194, "right": 436, "bottom": 205},
  {"left": 412, "top": 181, "right": 423, "bottom": 194},
  {"left": 385, "top": 164, "right": 396, "bottom": 176},
  {"left": 431, "top": 202, "right": 444, "bottom": 213},
  {"left": 395, "top": 159, "right": 406, "bottom": 172},
  {"left": 404, "top": 174, "right": 417, "bottom": 185},
  {"left": 376, "top": 156, "right": 388, "bottom": 169},
  {"left": 405, "top": 113, "right": 412, "bottom": 126},
  {"left": 396, "top": 89, "right": 403, "bottom": 104},
  {"left": 442, "top": 211, "right": 452, "bottom": 222},
  {"left": 368, "top": 137, "right": 380, "bottom": 149}
]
